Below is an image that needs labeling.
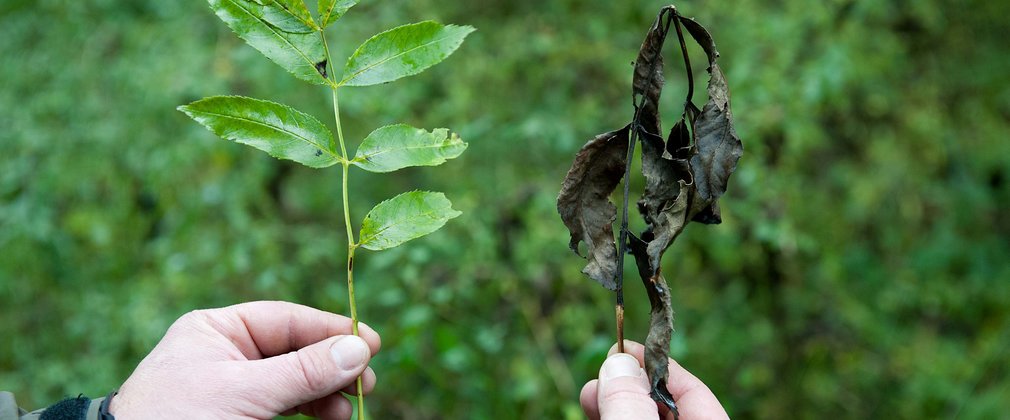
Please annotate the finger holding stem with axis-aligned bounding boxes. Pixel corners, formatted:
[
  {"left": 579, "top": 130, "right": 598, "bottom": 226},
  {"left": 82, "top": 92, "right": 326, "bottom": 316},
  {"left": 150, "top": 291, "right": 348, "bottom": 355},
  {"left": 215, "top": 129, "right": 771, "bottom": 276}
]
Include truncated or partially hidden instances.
[{"left": 322, "top": 30, "right": 367, "bottom": 420}]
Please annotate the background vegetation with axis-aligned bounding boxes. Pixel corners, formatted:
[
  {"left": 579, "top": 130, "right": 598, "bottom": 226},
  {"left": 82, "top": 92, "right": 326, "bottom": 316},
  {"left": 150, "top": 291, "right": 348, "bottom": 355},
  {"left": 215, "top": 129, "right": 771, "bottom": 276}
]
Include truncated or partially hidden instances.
[{"left": 2, "top": 0, "right": 1007, "bottom": 418}]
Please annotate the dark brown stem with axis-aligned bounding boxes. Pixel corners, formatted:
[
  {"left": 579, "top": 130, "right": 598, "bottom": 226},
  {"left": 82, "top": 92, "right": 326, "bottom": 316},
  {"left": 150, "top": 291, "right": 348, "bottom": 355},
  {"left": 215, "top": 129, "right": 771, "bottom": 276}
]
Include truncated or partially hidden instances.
[
  {"left": 672, "top": 10, "right": 695, "bottom": 111},
  {"left": 616, "top": 305, "right": 625, "bottom": 353},
  {"left": 615, "top": 119, "right": 637, "bottom": 353},
  {"left": 615, "top": 8, "right": 675, "bottom": 353}
]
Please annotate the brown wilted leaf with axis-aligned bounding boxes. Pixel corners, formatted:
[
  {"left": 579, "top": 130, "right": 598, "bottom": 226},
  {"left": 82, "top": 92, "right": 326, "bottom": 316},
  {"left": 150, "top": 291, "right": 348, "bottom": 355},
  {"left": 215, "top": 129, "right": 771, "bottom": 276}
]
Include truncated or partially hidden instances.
[
  {"left": 557, "top": 125, "right": 631, "bottom": 290},
  {"left": 638, "top": 125, "right": 692, "bottom": 278},
  {"left": 633, "top": 10, "right": 673, "bottom": 136},
  {"left": 679, "top": 16, "right": 743, "bottom": 224},
  {"left": 629, "top": 232, "right": 678, "bottom": 415}
]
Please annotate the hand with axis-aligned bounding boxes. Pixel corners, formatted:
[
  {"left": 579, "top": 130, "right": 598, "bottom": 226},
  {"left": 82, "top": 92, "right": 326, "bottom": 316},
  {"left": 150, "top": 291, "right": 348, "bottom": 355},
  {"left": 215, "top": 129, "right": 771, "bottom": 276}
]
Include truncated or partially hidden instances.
[
  {"left": 109, "top": 301, "right": 381, "bottom": 420},
  {"left": 580, "top": 340, "right": 728, "bottom": 420}
]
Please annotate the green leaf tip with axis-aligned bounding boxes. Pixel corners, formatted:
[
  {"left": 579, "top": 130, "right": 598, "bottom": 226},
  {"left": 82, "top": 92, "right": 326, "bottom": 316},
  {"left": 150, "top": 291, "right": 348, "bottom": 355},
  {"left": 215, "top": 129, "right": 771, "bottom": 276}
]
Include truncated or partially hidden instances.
[
  {"left": 340, "top": 21, "right": 475, "bottom": 87},
  {"left": 352, "top": 124, "right": 468, "bottom": 173},
  {"left": 358, "top": 191, "right": 462, "bottom": 251},
  {"left": 208, "top": 0, "right": 329, "bottom": 85},
  {"left": 179, "top": 95, "right": 339, "bottom": 168},
  {"left": 317, "top": 0, "right": 359, "bottom": 27},
  {"left": 257, "top": 0, "right": 319, "bottom": 33}
]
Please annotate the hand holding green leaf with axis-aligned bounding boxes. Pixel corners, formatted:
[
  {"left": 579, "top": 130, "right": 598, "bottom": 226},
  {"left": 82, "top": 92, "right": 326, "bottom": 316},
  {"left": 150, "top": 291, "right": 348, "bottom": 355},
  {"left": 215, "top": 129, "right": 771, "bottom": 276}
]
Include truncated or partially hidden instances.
[{"left": 179, "top": 2, "right": 472, "bottom": 418}]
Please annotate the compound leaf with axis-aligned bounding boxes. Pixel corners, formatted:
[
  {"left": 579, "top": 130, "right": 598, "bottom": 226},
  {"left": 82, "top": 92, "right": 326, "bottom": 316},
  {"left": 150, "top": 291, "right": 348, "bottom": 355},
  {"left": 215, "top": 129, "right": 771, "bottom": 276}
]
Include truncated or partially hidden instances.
[
  {"left": 178, "top": 96, "right": 339, "bottom": 168},
  {"left": 351, "top": 124, "right": 467, "bottom": 173},
  {"left": 340, "top": 21, "right": 474, "bottom": 87},
  {"left": 358, "top": 191, "right": 461, "bottom": 251},
  {"left": 317, "top": 0, "right": 358, "bottom": 27},
  {"left": 557, "top": 125, "right": 630, "bottom": 291},
  {"left": 209, "top": 0, "right": 329, "bottom": 85}
]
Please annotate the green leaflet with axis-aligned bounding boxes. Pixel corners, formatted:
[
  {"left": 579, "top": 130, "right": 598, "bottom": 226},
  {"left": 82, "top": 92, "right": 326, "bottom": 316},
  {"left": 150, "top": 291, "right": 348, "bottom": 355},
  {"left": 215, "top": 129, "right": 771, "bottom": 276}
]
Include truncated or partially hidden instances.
[
  {"left": 358, "top": 191, "right": 461, "bottom": 251},
  {"left": 351, "top": 124, "right": 467, "bottom": 173},
  {"left": 340, "top": 21, "right": 475, "bottom": 87},
  {"left": 264, "top": 0, "right": 319, "bottom": 32},
  {"left": 178, "top": 96, "right": 339, "bottom": 168},
  {"left": 317, "top": 0, "right": 358, "bottom": 27},
  {"left": 208, "top": 0, "right": 329, "bottom": 85}
]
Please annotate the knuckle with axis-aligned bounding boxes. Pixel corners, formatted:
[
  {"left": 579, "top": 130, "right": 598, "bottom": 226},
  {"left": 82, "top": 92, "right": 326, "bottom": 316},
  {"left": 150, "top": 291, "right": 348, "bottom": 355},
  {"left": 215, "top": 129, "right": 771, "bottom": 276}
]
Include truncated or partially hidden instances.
[{"left": 177, "top": 309, "right": 208, "bottom": 326}]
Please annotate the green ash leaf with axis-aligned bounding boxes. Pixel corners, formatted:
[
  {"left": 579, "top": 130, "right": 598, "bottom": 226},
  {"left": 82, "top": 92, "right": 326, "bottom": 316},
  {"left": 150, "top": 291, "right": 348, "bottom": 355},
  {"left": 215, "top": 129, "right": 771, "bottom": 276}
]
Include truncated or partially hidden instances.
[
  {"left": 178, "top": 96, "right": 339, "bottom": 168},
  {"left": 358, "top": 191, "right": 461, "bottom": 251},
  {"left": 317, "top": 0, "right": 358, "bottom": 27},
  {"left": 208, "top": 0, "right": 329, "bottom": 84},
  {"left": 262, "top": 0, "right": 319, "bottom": 32},
  {"left": 340, "top": 21, "right": 475, "bottom": 86},
  {"left": 351, "top": 124, "right": 467, "bottom": 173}
]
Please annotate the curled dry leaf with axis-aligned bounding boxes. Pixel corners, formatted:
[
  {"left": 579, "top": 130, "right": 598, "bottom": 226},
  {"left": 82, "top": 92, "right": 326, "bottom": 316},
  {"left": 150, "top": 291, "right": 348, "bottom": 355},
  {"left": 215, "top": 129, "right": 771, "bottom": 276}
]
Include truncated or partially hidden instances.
[
  {"left": 632, "top": 10, "right": 672, "bottom": 136},
  {"left": 633, "top": 7, "right": 693, "bottom": 284},
  {"left": 557, "top": 125, "right": 631, "bottom": 291},
  {"left": 628, "top": 233, "right": 678, "bottom": 415},
  {"left": 679, "top": 16, "right": 743, "bottom": 225},
  {"left": 638, "top": 126, "right": 691, "bottom": 278}
]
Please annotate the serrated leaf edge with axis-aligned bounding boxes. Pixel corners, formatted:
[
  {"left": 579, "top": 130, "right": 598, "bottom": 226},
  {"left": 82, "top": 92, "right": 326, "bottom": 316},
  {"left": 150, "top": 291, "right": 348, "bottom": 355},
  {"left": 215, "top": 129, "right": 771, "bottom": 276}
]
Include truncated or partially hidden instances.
[
  {"left": 177, "top": 95, "right": 340, "bottom": 164},
  {"left": 319, "top": 0, "right": 357, "bottom": 27},
  {"left": 350, "top": 124, "right": 467, "bottom": 167},
  {"left": 269, "top": 0, "right": 319, "bottom": 32},
  {"left": 218, "top": 0, "right": 330, "bottom": 85},
  {"left": 357, "top": 190, "right": 462, "bottom": 250},
  {"left": 338, "top": 21, "right": 475, "bottom": 87}
]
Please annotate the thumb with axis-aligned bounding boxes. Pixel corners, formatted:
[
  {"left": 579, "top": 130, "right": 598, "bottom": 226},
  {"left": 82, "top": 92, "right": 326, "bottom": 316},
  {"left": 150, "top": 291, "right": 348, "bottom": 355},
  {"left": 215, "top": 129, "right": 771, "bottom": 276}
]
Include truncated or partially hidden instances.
[
  {"left": 243, "top": 335, "right": 371, "bottom": 411},
  {"left": 597, "top": 353, "right": 660, "bottom": 420}
]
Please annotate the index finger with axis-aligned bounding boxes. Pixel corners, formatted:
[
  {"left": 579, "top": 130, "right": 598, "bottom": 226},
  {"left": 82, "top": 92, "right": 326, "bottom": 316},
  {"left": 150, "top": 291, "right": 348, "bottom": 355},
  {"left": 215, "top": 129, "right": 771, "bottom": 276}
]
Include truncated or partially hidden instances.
[{"left": 215, "top": 301, "right": 382, "bottom": 359}]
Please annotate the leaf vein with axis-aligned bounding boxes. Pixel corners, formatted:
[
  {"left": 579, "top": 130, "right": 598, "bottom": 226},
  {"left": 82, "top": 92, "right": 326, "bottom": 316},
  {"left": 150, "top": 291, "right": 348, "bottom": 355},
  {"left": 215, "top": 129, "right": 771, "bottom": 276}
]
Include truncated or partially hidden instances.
[
  {"left": 227, "top": 0, "right": 325, "bottom": 83},
  {"left": 339, "top": 31, "right": 462, "bottom": 86},
  {"left": 360, "top": 209, "right": 446, "bottom": 244},
  {"left": 187, "top": 109, "right": 337, "bottom": 159}
]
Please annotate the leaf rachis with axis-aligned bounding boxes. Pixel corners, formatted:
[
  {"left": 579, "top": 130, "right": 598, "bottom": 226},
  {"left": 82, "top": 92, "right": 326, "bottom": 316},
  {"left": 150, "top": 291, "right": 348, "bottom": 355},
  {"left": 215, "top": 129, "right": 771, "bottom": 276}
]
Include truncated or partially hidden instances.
[{"left": 616, "top": 7, "right": 675, "bottom": 355}]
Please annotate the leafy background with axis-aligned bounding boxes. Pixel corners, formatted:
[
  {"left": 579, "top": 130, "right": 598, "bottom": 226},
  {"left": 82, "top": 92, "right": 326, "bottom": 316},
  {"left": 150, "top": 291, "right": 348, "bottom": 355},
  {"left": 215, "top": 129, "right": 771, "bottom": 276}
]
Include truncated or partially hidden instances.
[{"left": 1, "top": 0, "right": 1008, "bottom": 418}]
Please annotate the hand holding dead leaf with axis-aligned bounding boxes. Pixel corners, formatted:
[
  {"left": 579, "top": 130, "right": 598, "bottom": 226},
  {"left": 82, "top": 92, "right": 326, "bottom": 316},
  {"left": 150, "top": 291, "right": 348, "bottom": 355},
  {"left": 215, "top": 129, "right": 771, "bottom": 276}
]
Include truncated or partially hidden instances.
[
  {"left": 579, "top": 341, "right": 729, "bottom": 420},
  {"left": 558, "top": 5, "right": 742, "bottom": 415}
]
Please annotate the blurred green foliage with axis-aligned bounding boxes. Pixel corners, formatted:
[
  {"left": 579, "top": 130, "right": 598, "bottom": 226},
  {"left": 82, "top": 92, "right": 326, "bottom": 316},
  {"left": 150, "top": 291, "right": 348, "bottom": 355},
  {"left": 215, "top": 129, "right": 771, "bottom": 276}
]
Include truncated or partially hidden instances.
[{"left": 2, "top": 0, "right": 1008, "bottom": 418}]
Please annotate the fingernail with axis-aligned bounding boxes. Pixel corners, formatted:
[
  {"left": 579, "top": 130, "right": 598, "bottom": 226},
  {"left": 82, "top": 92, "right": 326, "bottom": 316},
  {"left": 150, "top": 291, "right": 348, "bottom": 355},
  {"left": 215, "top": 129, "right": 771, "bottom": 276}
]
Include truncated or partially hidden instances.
[
  {"left": 601, "top": 353, "right": 643, "bottom": 381},
  {"left": 330, "top": 335, "right": 369, "bottom": 371}
]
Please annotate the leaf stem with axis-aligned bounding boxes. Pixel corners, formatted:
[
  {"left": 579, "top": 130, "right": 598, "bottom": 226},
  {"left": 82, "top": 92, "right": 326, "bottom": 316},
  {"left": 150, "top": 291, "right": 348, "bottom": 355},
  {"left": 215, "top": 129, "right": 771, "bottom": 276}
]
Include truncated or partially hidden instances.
[
  {"left": 671, "top": 9, "right": 695, "bottom": 110},
  {"left": 615, "top": 122, "right": 637, "bottom": 355},
  {"left": 323, "top": 30, "right": 366, "bottom": 420},
  {"left": 615, "top": 9, "right": 674, "bottom": 354}
]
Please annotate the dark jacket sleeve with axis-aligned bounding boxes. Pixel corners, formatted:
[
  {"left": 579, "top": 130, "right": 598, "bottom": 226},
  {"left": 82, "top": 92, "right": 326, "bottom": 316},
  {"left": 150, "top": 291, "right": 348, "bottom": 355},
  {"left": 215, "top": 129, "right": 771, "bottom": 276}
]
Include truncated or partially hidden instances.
[
  {"left": 0, "top": 392, "right": 108, "bottom": 420},
  {"left": 1, "top": 392, "right": 26, "bottom": 420}
]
